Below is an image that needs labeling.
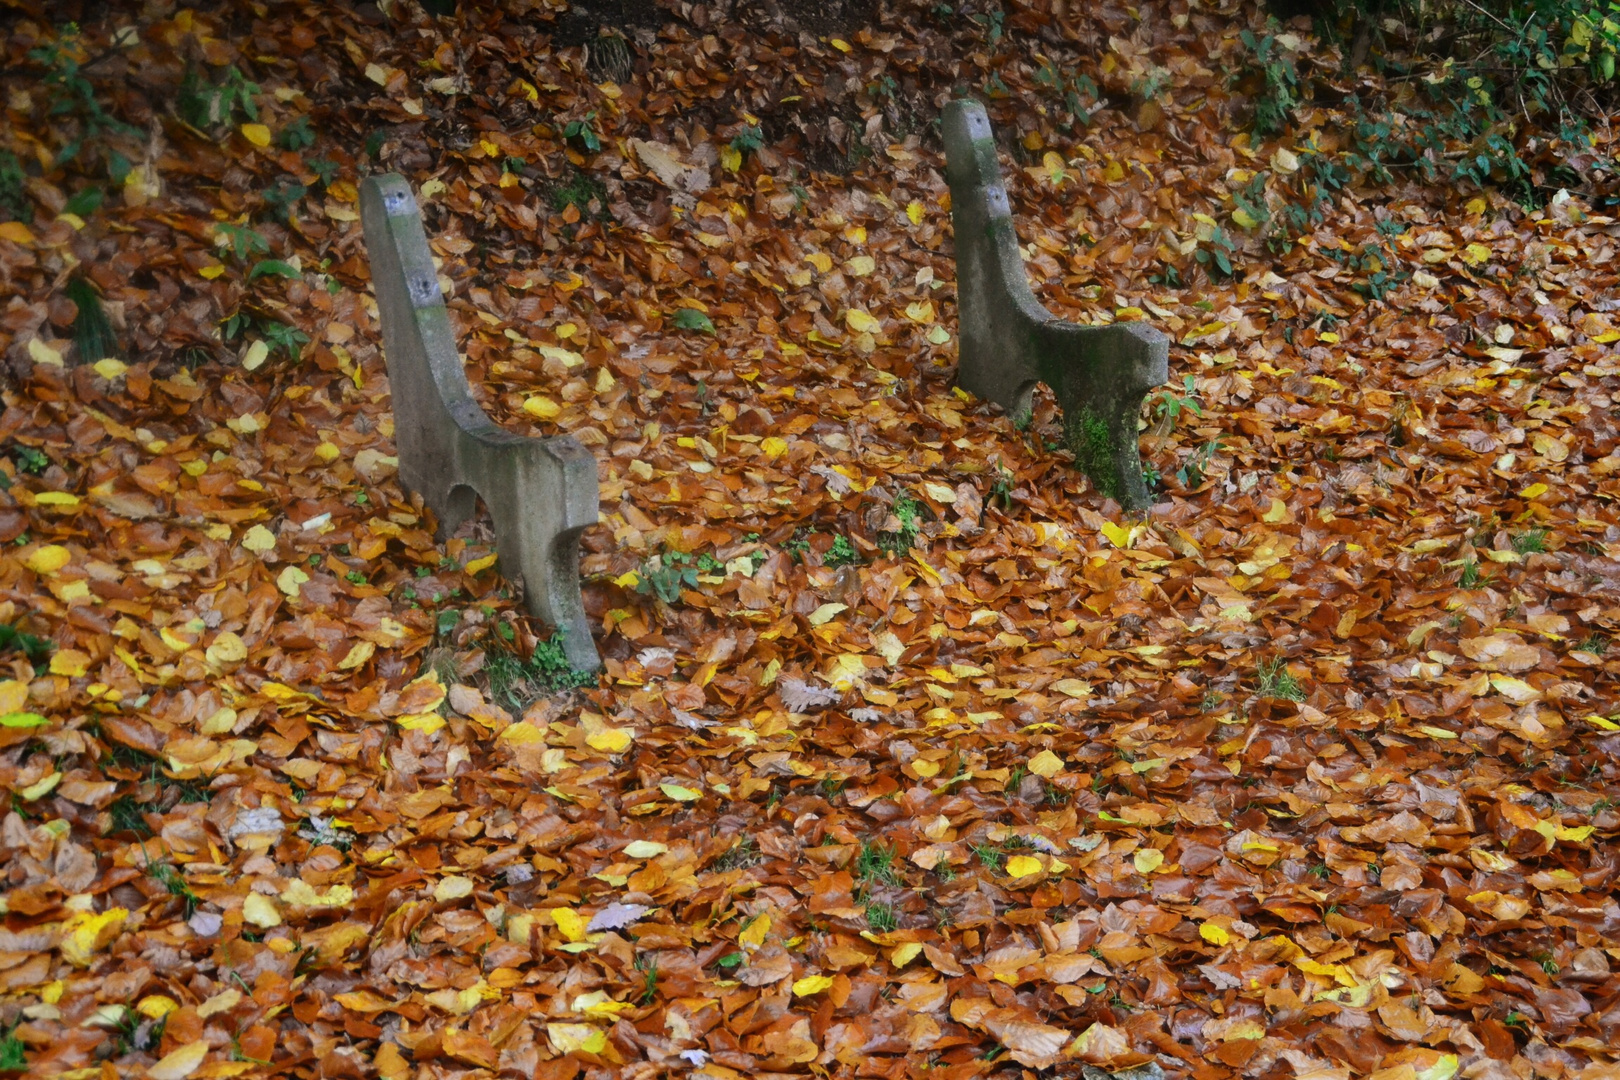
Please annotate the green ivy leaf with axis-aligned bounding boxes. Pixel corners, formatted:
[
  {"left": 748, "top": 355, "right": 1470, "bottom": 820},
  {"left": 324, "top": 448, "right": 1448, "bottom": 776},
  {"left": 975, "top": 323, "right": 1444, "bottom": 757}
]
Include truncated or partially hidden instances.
[
  {"left": 672, "top": 308, "right": 715, "bottom": 334},
  {"left": 0, "top": 712, "right": 49, "bottom": 728},
  {"left": 248, "top": 259, "right": 300, "bottom": 282}
]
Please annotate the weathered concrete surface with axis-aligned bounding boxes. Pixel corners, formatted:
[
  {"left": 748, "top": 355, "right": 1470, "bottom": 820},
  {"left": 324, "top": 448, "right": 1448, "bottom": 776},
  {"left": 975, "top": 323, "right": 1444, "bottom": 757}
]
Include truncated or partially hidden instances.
[
  {"left": 943, "top": 99, "right": 1169, "bottom": 510},
  {"left": 360, "top": 174, "right": 601, "bottom": 671}
]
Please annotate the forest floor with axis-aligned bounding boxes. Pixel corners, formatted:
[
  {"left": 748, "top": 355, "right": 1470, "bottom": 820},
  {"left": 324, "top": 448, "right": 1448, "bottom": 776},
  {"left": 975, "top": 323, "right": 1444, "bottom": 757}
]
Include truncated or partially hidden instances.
[{"left": 1, "top": 0, "right": 1620, "bottom": 1077}]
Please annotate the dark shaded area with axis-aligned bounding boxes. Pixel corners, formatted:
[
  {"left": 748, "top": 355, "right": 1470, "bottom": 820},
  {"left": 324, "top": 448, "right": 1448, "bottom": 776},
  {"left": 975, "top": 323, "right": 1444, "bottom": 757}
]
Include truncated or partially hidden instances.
[{"left": 549, "top": 0, "right": 672, "bottom": 46}]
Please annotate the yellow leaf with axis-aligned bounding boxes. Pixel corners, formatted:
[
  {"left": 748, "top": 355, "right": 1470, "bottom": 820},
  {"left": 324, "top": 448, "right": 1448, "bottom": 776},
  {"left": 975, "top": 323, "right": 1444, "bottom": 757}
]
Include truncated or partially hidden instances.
[
  {"left": 1005, "top": 855, "right": 1044, "bottom": 879},
  {"left": 1415, "top": 1053, "right": 1460, "bottom": 1080},
  {"left": 276, "top": 565, "right": 310, "bottom": 598},
  {"left": 805, "top": 251, "right": 833, "bottom": 274},
  {"left": 1585, "top": 714, "right": 1620, "bottom": 731},
  {"left": 586, "top": 727, "right": 633, "bottom": 753},
  {"left": 1416, "top": 725, "right": 1458, "bottom": 739},
  {"left": 1133, "top": 848, "right": 1165, "bottom": 874},
  {"left": 35, "top": 491, "right": 80, "bottom": 506},
  {"left": 843, "top": 224, "right": 867, "bottom": 244},
  {"left": 808, "top": 602, "right": 847, "bottom": 626},
  {"left": 904, "top": 300, "right": 935, "bottom": 324},
  {"left": 1262, "top": 498, "right": 1290, "bottom": 523},
  {"left": 622, "top": 840, "right": 667, "bottom": 860},
  {"left": 196, "top": 988, "right": 241, "bottom": 1018},
  {"left": 240, "top": 524, "right": 277, "bottom": 554},
  {"left": 94, "top": 358, "right": 128, "bottom": 380},
  {"left": 1519, "top": 482, "right": 1548, "bottom": 499},
  {"left": 547, "top": 1023, "right": 607, "bottom": 1054},
  {"left": 1462, "top": 242, "right": 1492, "bottom": 267},
  {"left": 137, "top": 995, "right": 180, "bottom": 1019},
  {"left": 464, "top": 553, "right": 497, "bottom": 575},
  {"left": 573, "top": 990, "right": 634, "bottom": 1019},
  {"left": 792, "top": 974, "right": 836, "bottom": 996},
  {"left": 1051, "top": 679, "right": 1092, "bottom": 699},
  {"left": 1232, "top": 207, "right": 1259, "bottom": 230},
  {"left": 1028, "top": 749, "right": 1064, "bottom": 778},
  {"left": 28, "top": 338, "right": 63, "bottom": 366},
  {"left": 538, "top": 344, "right": 585, "bottom": 367},
  {"left": 660, "top": 782, "right": 702, "bottom": 802},
  {"left": 499, "top": 721, "right": 544, "bottom": 745},
  {"left": 0, "top": 681, "right": 26, "bottom": 714},
  {"left": 926, "top": 325, "right": 951, "bottom": 345},
  {"left": 60, "top": 907, "right": 129, "bottom": 965},
  {"left": 283, "top": 881, "right": 353, "bottom": 907},
  {"left": 845, "top": 309, "right": 881, "bottom": 334},
  {"left": 1489, "top": 675, "right": 1541, "bottom": 703},
  {"left": 240, "top": 123, "right": 272, "bottom": 147},
  {"left": 334, "top": 989, "right": 399, "bottom": 1014},
  {"left": 551, "top": 908, "right": 587, "bottom": 942},
  {"left": 206, "top": 632, "right": 247, "bottom": 668},
  {"left": 739, "top": 914, "right": 771, "bottom": 948},
  {"left": 19, "top": 771, "right": 61, "bottom": 800},
  {"left": 845, "top": 254, "right": 875, "bottom": 276},
  {"left": 50, "top": 650, "right": 90, "bottom": 677},
  {"left": 1200, "top": 922, "right": 1231, "bottom": 946},
  {"left": 906, "top": 200, "right": 924, "bottom": 225},
  {"left": 434, "top": 876, "right": 475, "bottom": 902},
  {"left": 148, "top": 1040, "right": 210, "bottom": 1080},
  {"left": 336, "top": 641, "right": 373, "bottom": 671},
  {"left": 242, "top": 893, "right": 281, "bottom": 928},
  {"left": 890, "top": 942, "right": 922, "bottom": 967},
  {"left": 1101, "top": 521, "right": 1147, "bottom": 549},
  {"left": 830, "top": 38, "right": 852, "bottom": 51},
  {"left": 241, "top": 339, "right": 269, "bottom": 371},
  {"left": 0, "top": 221, "right": 37, "bottom": 244},
  {"left": 524, "top": 396, "right": 561, "bottom": 419},
  {"left": 25, "top": 545, "right": 71, "bottom": 574},
  {"left": 761, "top": 436, "right": 789, "bottom": 460}
]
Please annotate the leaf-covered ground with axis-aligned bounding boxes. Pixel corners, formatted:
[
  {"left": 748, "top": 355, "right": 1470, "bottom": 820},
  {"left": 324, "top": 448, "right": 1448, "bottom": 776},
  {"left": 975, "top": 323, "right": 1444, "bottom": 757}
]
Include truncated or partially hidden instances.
[{"left": 3, "top": 0, "right": 1620, "bottom": 1077}]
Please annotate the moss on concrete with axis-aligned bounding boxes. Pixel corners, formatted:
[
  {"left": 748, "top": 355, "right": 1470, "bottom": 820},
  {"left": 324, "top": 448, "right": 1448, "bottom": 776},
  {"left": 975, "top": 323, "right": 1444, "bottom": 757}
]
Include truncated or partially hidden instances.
[{"left": 1065, "top": 409, "right": 1118, "bottom": 500}]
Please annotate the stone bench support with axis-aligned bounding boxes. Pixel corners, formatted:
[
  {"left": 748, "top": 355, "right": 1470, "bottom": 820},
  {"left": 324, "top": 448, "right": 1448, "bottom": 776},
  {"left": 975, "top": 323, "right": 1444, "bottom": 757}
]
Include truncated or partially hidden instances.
[
  {"left": 943, "top": 100, "right": 1169, "bottom": 510},
  {"left": 360, "top": 174, "right": 601, "bottom": 671}
]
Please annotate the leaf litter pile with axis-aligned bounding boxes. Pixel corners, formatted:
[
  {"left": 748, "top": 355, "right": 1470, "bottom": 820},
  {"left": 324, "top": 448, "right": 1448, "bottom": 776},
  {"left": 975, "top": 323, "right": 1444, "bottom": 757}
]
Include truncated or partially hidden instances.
[{"left": 2, "top": 0, "right": 1620, "bottom": 1077}]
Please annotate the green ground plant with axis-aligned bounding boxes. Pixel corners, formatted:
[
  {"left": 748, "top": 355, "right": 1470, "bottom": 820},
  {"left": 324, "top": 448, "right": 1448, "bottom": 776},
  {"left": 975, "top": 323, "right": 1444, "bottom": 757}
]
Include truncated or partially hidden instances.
[
  {"left": 66, "top": 276, "right": 119, "bottom": 363},
  {"left": 1256, "top": 657, "right": 1306, "bottom": 702},
  {"left": 30, "top": 23, "right": 141, "bottom": 182},
  {"left": 824, "top": 534, "right": 860, "bottom": 567},
  {"left": 0, "top": 151, "right": 30, "bottom": 223},
  {"left": 636, "top": 550, "right": 702, "bottom": 604},
  {"left": 178, "top": 64, "right": 260, "bottom": 132},
  {"left": 0, "top": 1024, "right": 26, "bottom": 1071},
  {"left": 484, "top": 627, "right": 594, "bottom": 709},
  {"left": 876, "top": 490, "right": 923, "bottom": 556}
]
